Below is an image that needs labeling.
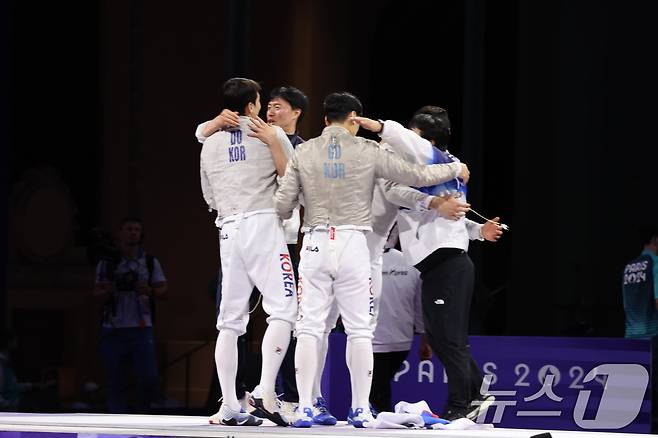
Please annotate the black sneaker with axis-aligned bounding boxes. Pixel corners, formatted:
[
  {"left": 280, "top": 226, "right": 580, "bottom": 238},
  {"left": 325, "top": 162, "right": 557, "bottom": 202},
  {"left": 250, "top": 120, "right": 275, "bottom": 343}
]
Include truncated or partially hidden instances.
[
  {"left": 466, "top": 393, "right": 495, "bottom": 421},
  {"left": 251, "top": 408, "right": 266, "bottom": 419},
  {"left": 443, "top": 408, "right": 467, "bottom": 421},
  {"left": 248, "top": 385, "right": 289, "bottom": 427},
  {"left": 209, "top": 404, "right": 263, "bottom": 426}
]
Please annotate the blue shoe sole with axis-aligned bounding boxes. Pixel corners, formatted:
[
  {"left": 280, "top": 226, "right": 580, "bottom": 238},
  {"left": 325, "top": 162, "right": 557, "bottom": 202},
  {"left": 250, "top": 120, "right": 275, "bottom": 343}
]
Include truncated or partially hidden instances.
[
  {"left": 313, "top": 416, "right": 337, "bottom": 426},
  {"left": 292, "top": 420, "right": 313, "bottom": 428}
]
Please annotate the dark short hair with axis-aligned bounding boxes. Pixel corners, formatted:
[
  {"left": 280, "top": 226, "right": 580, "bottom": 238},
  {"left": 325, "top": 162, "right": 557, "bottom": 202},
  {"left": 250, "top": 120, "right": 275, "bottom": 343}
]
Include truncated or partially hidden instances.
[
  {"left": 223, "top": 78, "right": 261, "bottom": 115},
  {"left": 413, "top": 105, "right": 449, "bottom": 120},
  {"left": 120, "top": 216, "right": 143, "bottom": 243},
  {"left": 409, "top": 105, "right": 452, "bottom": 150},
  {"left": 270, "top": 86, "right": 309, "bottom": 123},
  {"left": 323, "top": 92, "right": 363, "bottom": 123}
]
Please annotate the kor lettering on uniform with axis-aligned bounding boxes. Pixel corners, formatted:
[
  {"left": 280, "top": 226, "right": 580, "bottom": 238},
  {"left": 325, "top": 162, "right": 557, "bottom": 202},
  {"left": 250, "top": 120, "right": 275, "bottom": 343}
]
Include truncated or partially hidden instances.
[
  {"left": 280, "top": 253, "right": 294, "bottom": 297},
  {"left": 229, "top": 145, "right": 246, "bottom": 162},
  {"left": 324, "top": 138, "right": 345, "bottom": 179}
]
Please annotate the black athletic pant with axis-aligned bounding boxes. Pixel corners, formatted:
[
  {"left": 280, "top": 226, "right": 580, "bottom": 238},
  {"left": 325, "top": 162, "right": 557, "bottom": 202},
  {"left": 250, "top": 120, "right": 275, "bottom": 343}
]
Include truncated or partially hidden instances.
[
  {"left": 419, "top": 250, "right": 483, "bottom": 413},
  {"left": 370, "top": 350, "right": 409, "bottom": 413}
]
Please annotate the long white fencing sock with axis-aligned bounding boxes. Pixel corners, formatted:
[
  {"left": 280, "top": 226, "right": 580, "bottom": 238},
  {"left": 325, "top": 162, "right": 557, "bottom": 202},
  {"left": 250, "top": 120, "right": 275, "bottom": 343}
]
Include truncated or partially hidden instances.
[
  {"left": 346, "top": 337, "right": 357, "bottom": 404},
  {"left": 348, "top": 337, "right": 374, "bottom": 410},
  {"left": 215, "top": 329, "right": 240, "bottom": 410},
  {"left": 295, "top": 334, "right": 318, "bottom": 409},
  {"left": 259, "top": 319, "right": 292, "bottom": 394},
  {"left": 312, "top": 331, "right": 330, "bottom": 400}
]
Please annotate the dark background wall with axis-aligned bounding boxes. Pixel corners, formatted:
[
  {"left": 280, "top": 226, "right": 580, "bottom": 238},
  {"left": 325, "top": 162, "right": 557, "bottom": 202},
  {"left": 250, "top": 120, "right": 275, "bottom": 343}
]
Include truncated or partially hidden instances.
[{"left": 5, "top": 0, "right": 658, "bottom": 408}]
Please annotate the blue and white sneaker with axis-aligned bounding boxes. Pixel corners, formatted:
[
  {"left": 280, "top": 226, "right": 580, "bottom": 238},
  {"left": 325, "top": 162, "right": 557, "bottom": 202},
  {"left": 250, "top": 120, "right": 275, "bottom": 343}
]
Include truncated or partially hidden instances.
[
  {"left": 292, "top": 406, "right": 314, "bottom": 428},
  {"left": 279, "top": 400, "right": 298, "bottom": 424},
  {"left": 347, "top": 407, "right": 374, "bottom": 428},
  {"left": 209, "top": 404, "right": 263, "bottom": 426},
  {"left": 312, "top": 397, "right": 337, "bottom": 425}
]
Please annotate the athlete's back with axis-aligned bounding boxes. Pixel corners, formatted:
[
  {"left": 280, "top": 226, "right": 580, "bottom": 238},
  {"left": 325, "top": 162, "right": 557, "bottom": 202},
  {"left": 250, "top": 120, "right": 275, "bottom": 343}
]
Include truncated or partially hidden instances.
[{"left": 201, "top": 116, "right": 292, "bottom": 221}]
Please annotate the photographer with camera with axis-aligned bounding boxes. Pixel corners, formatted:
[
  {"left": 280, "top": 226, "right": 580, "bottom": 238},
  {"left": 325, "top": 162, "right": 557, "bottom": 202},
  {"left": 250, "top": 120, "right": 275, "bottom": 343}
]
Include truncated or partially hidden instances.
[{"left": 93, "top": 217, "right": 167, "bottom": 413}]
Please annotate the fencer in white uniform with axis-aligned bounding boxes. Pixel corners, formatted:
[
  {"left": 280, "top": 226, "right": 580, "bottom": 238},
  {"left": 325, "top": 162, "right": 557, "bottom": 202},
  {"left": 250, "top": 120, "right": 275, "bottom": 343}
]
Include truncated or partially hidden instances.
[
  {"left": 200, "top": 78, "right": 297, "bottom": 427},
  {"left": 311, "top": 146, "right": 465, "bottom": 422},
  {"left": 274, "top": 92, "right": 468, "bottom": 428},
  {"left": 310, "top": 163, "right": 431, "bottom": 423}
]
